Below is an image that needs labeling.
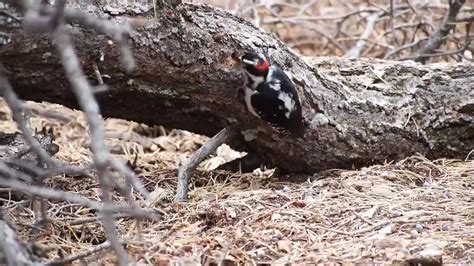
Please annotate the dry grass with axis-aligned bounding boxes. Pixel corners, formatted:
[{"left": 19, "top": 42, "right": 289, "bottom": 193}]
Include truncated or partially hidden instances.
[{"left": 1, "top": 98, "right": 473, "bottom": 265}]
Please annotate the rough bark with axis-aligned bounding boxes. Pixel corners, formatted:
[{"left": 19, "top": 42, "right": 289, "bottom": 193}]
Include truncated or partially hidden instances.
[{"left": 0, "top": 3, "right": 473, "bottom": 174}]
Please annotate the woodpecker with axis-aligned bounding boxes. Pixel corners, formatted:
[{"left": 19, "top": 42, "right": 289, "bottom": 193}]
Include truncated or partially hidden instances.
[{"left": 238, "top": 52, "right": 303, "bottom": 136}]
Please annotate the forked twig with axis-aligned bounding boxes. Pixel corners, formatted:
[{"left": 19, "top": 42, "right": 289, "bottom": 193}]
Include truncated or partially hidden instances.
[{"left": 174, "top": 126, "right": 237, "bottom": 202}]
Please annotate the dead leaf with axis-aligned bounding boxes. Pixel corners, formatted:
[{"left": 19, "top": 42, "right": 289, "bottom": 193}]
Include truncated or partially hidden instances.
[
  {"left": 367, "top": 224, "right": 393, "bottom": 240},
  {"left": 145, "top": 187, "right": 168, "bottom": 207},
  {"left": 201, "top": 144, "right": 247, "bottom": 171},
  {"left": 201, "top": 156, "right": 227, "bottom": 171},
  {"left": 361, "top": 205, "right": 378, "bottom": 219},
  {"left": 378, "top": 224, "right": 393, "bottom": 235},
  {"left": 277, "top": 240, "right": 292, "bottom": 253},
  {"left": 292, "top": 200, "right": 306, "bottom": 208},
  {"left": 153, "top": 136, "right": 177, "bottom": 151},
  {"left": 271, "top": 212, "right": 281, "bottom": 221}
]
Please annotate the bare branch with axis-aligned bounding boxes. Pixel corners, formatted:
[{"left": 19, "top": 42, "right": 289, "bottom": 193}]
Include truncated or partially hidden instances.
[
  {"left": 0, "top": 161, "right": 33, "bottom": 183},
  {"left": 109, "top": 158, "right": 150, "bottom": 199},
  {"left": 0, "top": 10, "right": 22, "bottom": 23},
  {"left": 47, "top": 241, "right": 112, "bottom": 265},
  {"left": 41, "top": 6, "right": 135, "bottom": 72},
  {"left": 411, "top": 0, "right": 466, "bottom": 62},
  {"left": 0, "top": 177, "right": 160, "bottom": 221},
  {"left": 0, "top": 74, "right": 55, "bottom": 166},
  {"left": 344, "top": 11, "right": 383, "bottom": 58},
  {"left": 384, "top": 37, "right": 428, "bottom": 59},
  {"left": 52, "top": 20, "right": 129, "bottom": 266},
  {"left": 401, "top": 40, "right": 471, "bottom": 61},
  {"left": 5, "top": 2, "right": 149, "bottom": 264},
  {"left": 0, "top": 213, "right": 43, "bottom": 266},
  {"left": 175, "top": 126, "right": 237, "bottom": 202}
]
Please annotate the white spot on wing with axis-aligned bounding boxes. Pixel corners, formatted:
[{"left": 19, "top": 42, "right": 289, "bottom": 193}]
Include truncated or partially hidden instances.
[
  {"left": 277, "top": 92, "right": 296, "bottom": 118},
  {"left": 269, "top": 81, "right": 281, "bottom": 91},
  {"left": 267, "top": 67, "right": 281, "bottom": 91}
]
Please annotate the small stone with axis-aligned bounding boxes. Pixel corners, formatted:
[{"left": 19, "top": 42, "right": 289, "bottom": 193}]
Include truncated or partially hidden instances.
[
  {"left": 227, "top": 208, "right": 237, "bottom": 218},
  {"left": 378, "top": 224, "right": 393, "bottom": 235},
  {"left": 417, "top": 247, "right": 443, "bottom": 258},
  {"left": 415, "top": 224, "right": 423, "bottom": 233},
  {"left": 410, "top": 229, "right": 419, "bottom": 238},
  {"left": 400, "top": 247, "right": 410, "bottom": 255},
  {"left": 310, "top": 113, "right": 329, "bottom": 127},
  {"left": 150, "top": 144, "right": 158, "bottom": 151}
]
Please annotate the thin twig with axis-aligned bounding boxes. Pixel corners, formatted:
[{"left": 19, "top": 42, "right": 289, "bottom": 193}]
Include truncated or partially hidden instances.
[
  {"left": 47, "top": 241, "right": 112, "bottom": 265},
  {"left": 350, "top": 216, "right": 453, "bottom": 236},
  {"left": 345, "top": 11, "right": 383, "bottom": 58},
  {"left": 262, "top": 7, "right": 380, "bottom": 24},
  {"left": 66, "top": 213, "right": 132, "bottom": 226},
  {"left": 0, "top": 214, "right": 43, "bottom": 266},
  {"left": 0, "top": 74, "right": 55, "bottom": 166},
  {"left": 51, "top": 3, "right": 129, "bottom": 263},
  {"left": 92, "top": 62, "right": 104, "bottom": 85},
  {"left": 109, "top": 158, "right": 150, "bottom": 199},
  {"left": 401, "top": 40, "right": 471, "bottom": 60},
  {"left": 0, "top": 177, "right": 160, "bottom": 221},
  {"left": 384, "top": 37, "right": 428, "bottom": 59},
  {"left": 0, "top": 10, "right": 22, "bottom": 22},
  {"left": 411, "top": 0, "right": 466, "bottom": 63}
]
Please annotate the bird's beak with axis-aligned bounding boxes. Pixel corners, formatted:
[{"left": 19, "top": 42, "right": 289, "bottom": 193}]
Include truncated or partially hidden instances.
[{"left": 242, "top": 59, "right": 258, "bottom": 65}]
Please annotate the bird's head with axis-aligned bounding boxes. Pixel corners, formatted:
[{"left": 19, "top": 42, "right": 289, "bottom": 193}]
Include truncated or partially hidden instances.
[{"left": 239, "top": 52, "right": 270, "bottom": 77}]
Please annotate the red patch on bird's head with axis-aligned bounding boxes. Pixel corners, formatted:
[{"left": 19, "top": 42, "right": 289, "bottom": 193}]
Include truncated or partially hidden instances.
[{"left": 255, "top": 59, "right": 269, "bottom": 72}]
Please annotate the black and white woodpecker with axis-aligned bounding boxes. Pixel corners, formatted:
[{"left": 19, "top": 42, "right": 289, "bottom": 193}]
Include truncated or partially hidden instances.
[{"left": 238, "top": 52, "right": 303, "bottom": 137}]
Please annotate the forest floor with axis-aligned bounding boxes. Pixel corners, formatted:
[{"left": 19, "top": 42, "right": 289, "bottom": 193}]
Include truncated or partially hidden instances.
[{"left": 1, "top": 99, "right": 473, "bottom": 265}]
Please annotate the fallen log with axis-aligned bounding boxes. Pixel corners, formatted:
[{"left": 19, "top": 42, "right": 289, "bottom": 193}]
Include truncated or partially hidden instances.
[{"left": 0, "top": 3, "right": 472, "bottom": 174}]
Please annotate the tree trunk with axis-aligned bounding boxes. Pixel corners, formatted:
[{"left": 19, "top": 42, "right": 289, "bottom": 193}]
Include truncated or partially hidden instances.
[{"left": 0, "top": 3, "right": 473, "bottom": 174}]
